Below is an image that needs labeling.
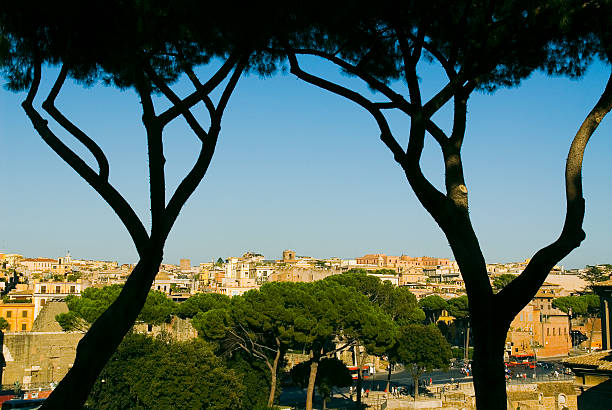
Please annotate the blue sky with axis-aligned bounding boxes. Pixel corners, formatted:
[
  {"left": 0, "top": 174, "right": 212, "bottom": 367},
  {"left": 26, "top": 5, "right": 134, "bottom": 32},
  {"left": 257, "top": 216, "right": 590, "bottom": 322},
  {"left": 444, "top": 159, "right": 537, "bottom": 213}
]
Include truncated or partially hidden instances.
[{"left": 1, "top": 58, "right": 610, "bottom": 268}]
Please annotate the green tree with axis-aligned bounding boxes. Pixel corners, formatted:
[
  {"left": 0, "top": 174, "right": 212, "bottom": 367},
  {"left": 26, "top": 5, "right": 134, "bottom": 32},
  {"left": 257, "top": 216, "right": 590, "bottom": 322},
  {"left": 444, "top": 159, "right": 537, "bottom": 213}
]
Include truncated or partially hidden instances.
[
  {"left": 66, "top": 272, "right": 81, "bottom": 282},
  {"left": 0, "top": 317, "right": 9, "bottom": 331},
  {"left": 553, "top": 294, "right": 600, "bottom": 348},
  {"left": 325, "top": 270, "right": 424, "bottom": 324},
  {"left": 390, "top": 324, "right": 452, "bottom": 398},
  {"left": 326, "top": 270, "right": 422, "bottom": 397},
  {"left": 176, "top": 292, "right": 230, "bottom": 319},
  {"left": 87, "top": 333, "right": 244, "bottom": 409},
  {"left": 418, "top": 295, "right": 448, "bottom": 324},
  {"left": 447, "top": 296, "right": 471, "bottom": 358},
  {"left": 580, "top": 265, "right": 611, "bottom": 290},
  {"left": 192, "top": 283, "right": 298, "bottom": 407},
  {"left": 290, "top": 358, "right": 352, "bottom": 410},
  {"left": 56, "top": 286, "right": 177, "bottom": 331},
  {"left": 280, "top": 2, "right": 612, "bottom": 407},
  {"left": 282, "top": 281, "right": 394, "bottom": 410},
  {"left": 492, "top": 274, "right": 517, "bottom": 293}
]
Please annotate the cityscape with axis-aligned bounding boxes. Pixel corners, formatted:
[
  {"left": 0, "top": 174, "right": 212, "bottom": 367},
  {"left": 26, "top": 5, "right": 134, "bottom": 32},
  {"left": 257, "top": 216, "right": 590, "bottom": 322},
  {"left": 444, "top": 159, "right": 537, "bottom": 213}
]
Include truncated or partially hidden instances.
[{"left": 0, "top": 250, "right": 609, "bottom": 408}]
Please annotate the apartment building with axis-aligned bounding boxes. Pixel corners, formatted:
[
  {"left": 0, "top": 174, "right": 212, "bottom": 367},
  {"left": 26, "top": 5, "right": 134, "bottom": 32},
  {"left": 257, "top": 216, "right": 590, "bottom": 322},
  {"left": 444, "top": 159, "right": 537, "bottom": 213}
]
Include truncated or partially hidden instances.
[
  {"left": 506, "top": 288, "right": 571, "bottom": 358},
  {"left": 0, "top": 302, "right": 35, "bottom": 331},
  {"left": 32, "top": 280, "right": 84, "bottom": 317}
]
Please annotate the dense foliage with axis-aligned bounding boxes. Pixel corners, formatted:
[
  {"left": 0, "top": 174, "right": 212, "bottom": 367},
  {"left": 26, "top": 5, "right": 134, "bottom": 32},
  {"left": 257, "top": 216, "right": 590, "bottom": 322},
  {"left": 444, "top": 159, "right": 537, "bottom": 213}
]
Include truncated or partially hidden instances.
[
  {"left": 86, "top": 333, "right": 245, "bottom": 410},
  {"left": 56, "top": 285, "right": 177, "bottom": 331}
]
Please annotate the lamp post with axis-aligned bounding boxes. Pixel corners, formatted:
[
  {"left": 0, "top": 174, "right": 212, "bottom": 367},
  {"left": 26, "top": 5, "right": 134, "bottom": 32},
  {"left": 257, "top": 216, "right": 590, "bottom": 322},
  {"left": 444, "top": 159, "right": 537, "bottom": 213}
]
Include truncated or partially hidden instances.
[{"left": 529, "top": 329, "right": 538, "bottom": 379}]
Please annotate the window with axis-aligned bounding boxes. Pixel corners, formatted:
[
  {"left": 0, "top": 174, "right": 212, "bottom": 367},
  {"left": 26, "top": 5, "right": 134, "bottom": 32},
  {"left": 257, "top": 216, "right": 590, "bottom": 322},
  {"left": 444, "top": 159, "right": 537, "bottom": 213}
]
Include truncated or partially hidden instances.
[
  {"left": 41, "top": 286, "right": 47, "bottom": 294},
  {"left": 553, "top": 328, "right": 556, "bottom": 336},
  {"left": 6, "top": 311, "right": 12, "bottom": 318},
  {"left": 22, "top": 311, "right": 27, "bottom": 318},
  {"left": 70, "top": 286, "right": 76, "bottom": 293},
  {"left": 21, "top": 324, "right": 26, "bottom": 331},
  {"left": 547, "top": 328, "right": 550, "bottom": 336},
  {"left": 55, "top": 286, "right": 61, "bottom": 293}
]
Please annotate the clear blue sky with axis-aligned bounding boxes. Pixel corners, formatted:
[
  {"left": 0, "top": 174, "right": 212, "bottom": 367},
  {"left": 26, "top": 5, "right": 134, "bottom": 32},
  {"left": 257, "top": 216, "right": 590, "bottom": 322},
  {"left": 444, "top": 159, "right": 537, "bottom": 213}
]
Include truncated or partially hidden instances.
[{"left": 1, "top": 58, "right": 610, "bottom": 268}]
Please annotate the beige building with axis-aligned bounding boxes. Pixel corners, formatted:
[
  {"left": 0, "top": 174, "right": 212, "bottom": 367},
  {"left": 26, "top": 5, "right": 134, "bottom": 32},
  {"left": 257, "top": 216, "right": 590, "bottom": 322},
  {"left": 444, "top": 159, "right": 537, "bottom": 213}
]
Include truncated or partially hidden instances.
[
  {"left": 32, "top": 280, "right": 84, "bottom": 318},
  {"left": 355, "top": 253, "right": 456, "bottom": 272},
  {"left": 268, "top": 268, "right": 335, "bottom": 283},
  {"left": 20, "top": 258, "right": 56, "bottom": 272}
]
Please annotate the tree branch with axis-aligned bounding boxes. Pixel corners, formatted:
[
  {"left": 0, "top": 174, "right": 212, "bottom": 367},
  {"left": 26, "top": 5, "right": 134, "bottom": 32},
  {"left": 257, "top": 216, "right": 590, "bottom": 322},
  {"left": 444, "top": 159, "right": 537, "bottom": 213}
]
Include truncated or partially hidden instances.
[
  {"left": 290, "top": 48, "right": 413, "bottom": 115},
  {"left": 182, "top": 65, "right": 216, "bottom": 122},
  {"left": 21, "top": 63, "right": 149, "bottom": 256},
  {"left": 136, "top": 74, "right": 165, "bottom": 236},
  {"left": 394, "top": 25, "right": 422, "bottom": 107},
  {"left": 286, "top": 53, "right": 405, "bottom": 167},
  {"left": 290, "top": 48, "right": 448, "bottom": 144},
  {"left": 497, "top": 69, "right": 612, "bottom": 319},
  {"left": 42, "top": 65, "right": 110, "bottom": 181},
  {"left": 157, "top": 53, "right": 239, "bottom": 126},
  {"left": 144, "top": 63, "right": 209, "bottom": 142},
  {"left": 162, "top": 58, "right": 247, "bottom": 239},
  {"left": 287, "top": 52, "right": 448, "bottom": 221}
]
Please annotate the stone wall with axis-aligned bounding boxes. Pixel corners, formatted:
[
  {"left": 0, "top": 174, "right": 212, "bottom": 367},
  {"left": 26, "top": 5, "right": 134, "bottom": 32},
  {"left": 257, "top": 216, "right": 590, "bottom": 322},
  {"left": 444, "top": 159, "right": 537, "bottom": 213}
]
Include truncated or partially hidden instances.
[
  {"left": 2, "top": 331, "right": 84, "bottom": 387},
  {"left": 2, "top": 302, "right": 84, "bottom": 387},
  {"left": 133, "top": 316, "right": 198, "bottom": 341}
]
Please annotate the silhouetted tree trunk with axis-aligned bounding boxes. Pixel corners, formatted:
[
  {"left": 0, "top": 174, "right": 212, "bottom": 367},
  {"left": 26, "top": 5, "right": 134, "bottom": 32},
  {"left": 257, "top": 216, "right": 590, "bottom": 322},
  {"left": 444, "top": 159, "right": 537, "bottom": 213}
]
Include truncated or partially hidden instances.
[{"left": 18, "top": 54, "right": 246, "bottom": 409}]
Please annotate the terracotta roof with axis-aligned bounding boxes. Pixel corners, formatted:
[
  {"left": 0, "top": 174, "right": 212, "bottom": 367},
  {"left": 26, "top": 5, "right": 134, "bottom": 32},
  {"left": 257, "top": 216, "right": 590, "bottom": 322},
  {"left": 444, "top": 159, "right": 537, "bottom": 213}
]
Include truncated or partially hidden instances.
[
  {"left": 594, "top": 279, "right": 612, "bottom": 287},
  {"left": 563, "top": 350, "right": 612, "bottom": 371},
  {"left": 21, "top": 258, "right": 57, "bottom": 262}
]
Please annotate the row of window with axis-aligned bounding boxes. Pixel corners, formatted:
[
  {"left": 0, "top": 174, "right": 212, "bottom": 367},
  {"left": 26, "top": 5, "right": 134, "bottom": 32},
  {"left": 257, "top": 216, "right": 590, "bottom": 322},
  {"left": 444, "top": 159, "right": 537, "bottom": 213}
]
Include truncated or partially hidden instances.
[
  {"left": 39, "top": 285, "right": 77, "bottom": 293},
  {"left": 546, "top": 327, "right": 567, "bottom": 336},
  {"left": 5, "top": 310, "right": 28, "bottom": 318},
  {"left": 4, "top": 323, "right": 28, "bottom": 331}
]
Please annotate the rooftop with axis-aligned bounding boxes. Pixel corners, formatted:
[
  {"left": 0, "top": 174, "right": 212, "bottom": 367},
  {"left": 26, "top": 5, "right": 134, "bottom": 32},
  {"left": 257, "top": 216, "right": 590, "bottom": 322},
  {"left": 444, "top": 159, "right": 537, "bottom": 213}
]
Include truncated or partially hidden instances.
[{"left": 563, "top": 350, "right": 612, "bottom": 372}]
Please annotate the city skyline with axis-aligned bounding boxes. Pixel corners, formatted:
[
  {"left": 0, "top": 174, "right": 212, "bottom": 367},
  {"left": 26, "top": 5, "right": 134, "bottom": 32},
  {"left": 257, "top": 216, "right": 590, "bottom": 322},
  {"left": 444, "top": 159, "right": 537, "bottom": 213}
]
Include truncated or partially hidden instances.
[{"left": 1, "top": 59, "right": 611, "bottom": 268}]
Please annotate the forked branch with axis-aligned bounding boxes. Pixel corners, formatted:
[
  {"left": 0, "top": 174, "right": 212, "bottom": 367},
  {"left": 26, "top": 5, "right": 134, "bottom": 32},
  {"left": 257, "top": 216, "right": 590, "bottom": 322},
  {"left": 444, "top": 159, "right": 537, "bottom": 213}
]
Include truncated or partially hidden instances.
[
  {"left": 42, "top": 65, "right": 110, "bottom": 181},
  {"left": 162, "top": 58, "right": 247, "bottom": 238},
  {"left": 157, "top": 53, "right": 239, "bottom": 126},
  {"left": 22, "top": 62, "right": 149, "bottom": 256},
  {"left": 497, "top": 69, "right": 612, "bottom": 318},
  {"left": 286, "top": 52, "right": 448, "bottom": 220}
]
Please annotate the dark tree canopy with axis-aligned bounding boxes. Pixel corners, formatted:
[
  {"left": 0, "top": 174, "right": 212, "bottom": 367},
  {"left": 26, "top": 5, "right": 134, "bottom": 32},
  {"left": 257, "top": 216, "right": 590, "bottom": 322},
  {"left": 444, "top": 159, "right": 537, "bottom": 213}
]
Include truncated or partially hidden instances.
[
  {"left": 87, "top": 333, "right": 245, "bottom": 410},
  {"left": 553, "top": 294, "right": 600, "bottom": 318},
  {"left": 176, "top": 292, "right": 230, "bottom": 319},
  {"left": 418, "top": 295, "right": 448, "bottom": 324},
  {"left": 325, "top": 271, "right": 424, "bottom": 324}
]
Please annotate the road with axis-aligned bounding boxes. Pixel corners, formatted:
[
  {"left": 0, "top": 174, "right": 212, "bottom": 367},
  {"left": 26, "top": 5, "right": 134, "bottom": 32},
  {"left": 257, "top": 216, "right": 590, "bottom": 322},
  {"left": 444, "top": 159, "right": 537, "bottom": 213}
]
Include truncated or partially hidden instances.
[{"left": 367, "top": 360, "right": 570, "bottom": 389}]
